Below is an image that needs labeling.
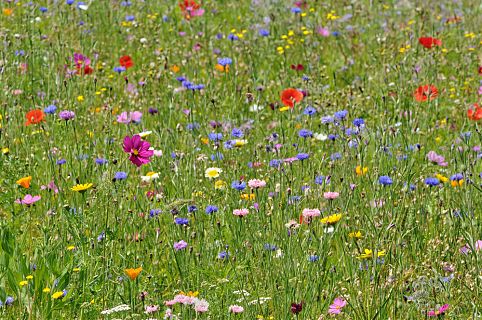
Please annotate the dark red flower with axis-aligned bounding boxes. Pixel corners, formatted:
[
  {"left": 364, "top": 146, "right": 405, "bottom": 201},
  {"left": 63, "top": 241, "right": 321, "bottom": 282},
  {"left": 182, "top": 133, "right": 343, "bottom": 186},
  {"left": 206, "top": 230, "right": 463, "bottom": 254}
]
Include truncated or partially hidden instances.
[
  {"left": 290, "top": 64, "right": 304, "bottom": 71},
  {"left": 119, "top": 55, "right": 134, "bottom": 69},
  {"left": 291, "top": 302, "right": 303, "bottom": 314},
  {"left": 418, "top": 37, "right": 442, "bottom": 49}
]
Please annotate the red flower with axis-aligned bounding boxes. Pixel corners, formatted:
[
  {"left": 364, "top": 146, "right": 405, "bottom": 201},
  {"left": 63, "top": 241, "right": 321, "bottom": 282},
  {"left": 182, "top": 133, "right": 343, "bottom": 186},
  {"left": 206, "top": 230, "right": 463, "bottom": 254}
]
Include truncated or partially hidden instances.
[
  {"left": 290, "top": 64, "right": 304, "bottom": 71},
  {"left": 25, "top": 109, "right": 45, "bottom": 126},
  {"left": 119, "top": 55, "right": 134, "bottom": 69},
  {"left": 414, "top": 85, "right": 438, "bottom": 102},
  {"left": 418, "top": 37, "right": 442, "bottom": 49},
  {"left": 281, "top": 88, "right": 304, "bottom": 108},
  {"left": 179, "top": 0, "right": 200, "bottom": 12},
  {"left": 478, "top": 66, "right": 482, "bottom": 75},
  {"left": 468, "top": 104, "right": 482, "bottom": 121},
  {"left": 82, "top": 65, "right": 93, "bottom": 75}
]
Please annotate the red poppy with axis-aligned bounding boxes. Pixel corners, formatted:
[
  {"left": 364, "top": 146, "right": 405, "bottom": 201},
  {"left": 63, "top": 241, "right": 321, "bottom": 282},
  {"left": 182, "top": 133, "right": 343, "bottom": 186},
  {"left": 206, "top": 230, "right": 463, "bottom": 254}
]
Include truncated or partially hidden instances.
[
  {"left": 479, "top": 66, "right": 482, "bottom": 75},
  {"left": 418, "top": 37, "right": 442, "bottom": 49},
  {"left": 468, "top": 104, "right": 482, "bottom": 121},
  {"left": 290, "top": 64, "right": 304, "bottom": 71},
  {"left": 179, "top": 0, "right": 200, "bottom": 12},
  {"left": 119, "top": 55, "right": 134, "bottom": 69},
  {"left": 82, "top": 65, "right": 93, "bottom": 75},
  {"left": 414, "top": 85, "right": 438, "bottom": 102},
  {"left": 281, "top": 88, "right": 304, "bottom": 107},
  {"left": 25, "top": 109, "right": 45, "bottom": 126}
]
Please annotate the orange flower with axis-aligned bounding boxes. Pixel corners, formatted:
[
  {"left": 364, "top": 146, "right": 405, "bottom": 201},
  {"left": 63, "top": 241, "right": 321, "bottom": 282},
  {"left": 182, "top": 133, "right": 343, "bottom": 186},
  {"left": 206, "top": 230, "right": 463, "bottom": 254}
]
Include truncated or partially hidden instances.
[
  {"left": 170, "top": 65, "right": 180, "bottom": 73},
  {"left": 414, "top": 85, "right": 438, "bottom": 102},
  {"left": 418, "top": 37, "right": 442, "bottom": 49},
  {"left": 215, "top": 64, "right": 229, "bottom": 72},
  {"left": 16, "top": 176, "right": 32, "bottom": 189},
  {"left": 3, "top": 8, "right": 13, "bottom": 16},
  {"left": 467, "top": 103, "right": 482, "bottom": 121},
  {"left": 281, "top": 88, "right": 304, "bottom": 108},
  {"left": 124, "top": 267, "right": 142, "bottom": 280},
  {"left": 25, "top": 109, "right": 46, "bottom": 126}
]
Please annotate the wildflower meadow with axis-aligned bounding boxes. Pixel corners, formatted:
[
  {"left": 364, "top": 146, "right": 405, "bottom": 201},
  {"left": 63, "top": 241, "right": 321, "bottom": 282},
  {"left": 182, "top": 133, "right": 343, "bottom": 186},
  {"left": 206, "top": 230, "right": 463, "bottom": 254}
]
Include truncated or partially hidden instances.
[{"left": 1, "top": 0, "right": 482, "bottom": 319}]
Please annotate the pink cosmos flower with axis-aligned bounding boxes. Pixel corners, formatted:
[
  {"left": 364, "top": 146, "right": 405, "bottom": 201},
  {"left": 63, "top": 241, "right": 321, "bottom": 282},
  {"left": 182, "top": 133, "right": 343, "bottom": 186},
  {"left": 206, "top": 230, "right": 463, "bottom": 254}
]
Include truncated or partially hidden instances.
[
  {"left": 328, "top": 297, "right": 347, "bottom": 315},
  {"left": 41, "top": 180, "right": 59, "bottom": 194},
  {"left": 323, "top": 192, "right": 340, "bottom": 200},
  {"left": 117, "top": 112, "right": 131, "bottom": 124},
  {"left": 317, "top": 27, "right": 330, "bottom": 37},
  {"left": 15, "top": 194, "right": 41, "bottom": 206},
  {"left": 233, "top": 208, "right": 249, "bottom": 217},
  {"left": 248, "top": 179, "right": 266, "bottom": 189},
  {"left": 130, "top": 111, "right": 142, "bottom": 123},
  {"left": 117, "top": 111, "right": 143, "bottom": 124},
  {"left": 302, "top": 208, "right": 321, "bottom": 218},
  {"left": 123, "top": 135, "right": 154, "bottom": 167},
  {"left": 427, "top": 304, "right": 449, "bottom": 317},
  {"left": 228, "top": 305, "right": 244, "bottom": 313},
  {"left": 427, "top": 151, "right": 448, "bottom": 166}
]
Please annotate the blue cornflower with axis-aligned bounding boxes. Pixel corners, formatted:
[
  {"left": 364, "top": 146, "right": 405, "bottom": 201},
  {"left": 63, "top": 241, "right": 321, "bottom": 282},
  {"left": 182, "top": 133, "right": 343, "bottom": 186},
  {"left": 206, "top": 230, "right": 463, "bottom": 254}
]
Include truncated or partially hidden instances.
[
  {"left": 334, "top": 110, "right": 348, "bottom": 120},
  {"left": 231, "top": 180, "right": 246, "bottom": 191},
  {"left": 231, "top": 128, "right": 244, "bottom": 138},
  {"left": 44, "top": 105, "right": 57, "bottom": 114},
  {"left": 298, "top": 129, "right": 313, "bottom": 138},
  {"left": 120, "top": 1, "right": 132, "bottom": 6},
  {"left": 15, "top": 50, "right": 25, "bottom": 56},
  {"left": 5, "top": 296, "right": 14, "bottom": 306},
  {"left": 186, "top": 122, "right": 200, "bottom": 130},
  {"left": 303, "top": 106, "right": 317, "bottom": 116},
  {"left": 309, "top": 255, "right": 320, "bottom": 262},
  {"left": 208, "top": 132, "right": 223, "bottom": 141},
  {"left": 210, "top": 152, "right": 224, "bottom": 161},
  {"left": 321, "top": 116, "right": 334, "bottom": 124},
  {"left": 176, "top": 76, "right": 186, "bottom": 82},
  {"left": 217, "top": 57, "right": 232, "bottom": 66},
  {"left": 330, "top": 152, "right": 342, "bottom": 161},
  {"left": 264, "top": 244, "right": 278, "bottom": 251},
  {"left": 114, "top": 66, "right": 126, "bottom": 73},
  {"left": 296, "top": 153, "right": 309, "bottom": 161},
  {"left": 95, "top": 158, "right": 107, "bottom": 165},
  {"left": 353, "top": 118, "right": 365, "bottom": 127},
  {"left": 259, "top": 29, "right": 270, "bottom": 37},
  {"left": 39, "top": 7, "right": 48, "bottom": 12},
  {"left": 328, "top": 134, "right": 337, "bottom": 141},
  {"left": 125, "top": 15, "right": 135, "bottom": 21},
  {"left": 269, "top": 159, "right": 281, "bottom": 168},
  {"left": 425, "top": 177, "right": 440, "bottom": 187},
  {"left": 205, "top": 205, "right": 218, "bottom": 214},
  {"left": 56, "top": 159, "right": 66, "bottom": 165},
  {"left": 315, "top": 175, "right": 325, "bottom": 185},
  {"left": 348, "top": 140, "right": 358, "bottom": 148},
  {"left": 223, "top": 140, "right": 235, "bottom": 149},
  {"left": 218, "top": 251, "right": 230, "bottom": 259},
  {"left": 114, "top": 171, "right": 128, "bottom": 180},
  {"left": 302, "top": 75, "right": 310, "bottom": 81},
  {"left": 379, "top": 176, "right": 393, "bottom": 186},
  {"left": 150, "top": 209, "right": 162, "bottom": 218},
  {"left": 66, "top": 0, "right": 75, "bottom": 4},
  {"left": 227, "top": 33, "right": 239, "bottom": 41},
  {"left": 450, "top": 173, "right": 464, "bottom": 181},
  {"left": 97, "top": 231, "right": 105, "bottom": 242},
  {"left": 174, "top": 217, "right": 189, "bottom": 225},
  {"left": 188, "top": 205, "right": 198, "bottom": 213},
  {"left": 291, "top": 7, "right": 302, "bottom": 13}
]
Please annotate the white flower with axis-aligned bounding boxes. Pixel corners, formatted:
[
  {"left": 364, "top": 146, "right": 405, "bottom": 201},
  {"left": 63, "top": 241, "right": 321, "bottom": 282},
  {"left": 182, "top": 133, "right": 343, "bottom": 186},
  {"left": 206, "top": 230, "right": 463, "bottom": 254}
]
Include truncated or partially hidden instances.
[
  {"left": 314, "top": 133, "right": 328, "bottom": 141},
  {"left": 249, "top": 104, "right": 263, "bottom": 112},
  {"left": 100, "top": 304, "right": 131, "bottom": 315},
  {"left": 141, "top": 172, "right": 159, "bottom": 182}
]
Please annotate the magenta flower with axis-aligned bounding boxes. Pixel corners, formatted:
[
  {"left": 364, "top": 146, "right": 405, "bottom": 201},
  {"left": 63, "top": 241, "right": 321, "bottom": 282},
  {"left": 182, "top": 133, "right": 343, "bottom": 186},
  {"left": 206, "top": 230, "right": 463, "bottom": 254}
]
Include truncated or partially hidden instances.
[
  {"left": 328, "top": 297, "right": 347, "bottom": 315},
  {"left": 427, "top": 304, "right": 449, "bottom": 317},
  {"left": 15, "top": 194, "right": 41, "bottom": 206},
  {"left": 123, "top": 135, "right": 154, "bottom": 167}
]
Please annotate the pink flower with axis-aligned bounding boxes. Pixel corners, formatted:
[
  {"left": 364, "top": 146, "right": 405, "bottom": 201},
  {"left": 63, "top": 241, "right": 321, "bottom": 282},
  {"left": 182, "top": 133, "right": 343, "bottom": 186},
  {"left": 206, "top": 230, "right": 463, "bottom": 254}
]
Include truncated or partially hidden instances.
[
  {"left": 123, "top": 135, "right": 154, "bottom": 167},
  {"left": 130, "top": 111, "right": 143, "bottom": 123},
  {"left": 15, "top": 194, "right": 41, "bottom": 206},
  {"left": 475, "top": 240, "right": 482, "bottom": 251},
  {"left": 328, "top": 297, "right": 347, "bottom": 315},
  {"left": 228, "top": 305, "right": 244, "bottom": 313},
  {"left": 427, "top": 304, "right": 449, "bottom": 317},
  {"left": 41, "top": 180, "right": 59, "bottom": 194},
  {"left": 317, "top": 27, "right": 330, "bottom": 37},
  {"left": 427, "top": 151, "right": 448, "bottom": 166},
  {"left": 117, "top": 112, "right": 131, "bottom": 124},
  {"left": 117, "top": 111, "right": 143, "bottom": 124},
  {"left": 460, "top": 244, "right": 471, "bottom": 255},
  {"left": 194, "top": 299, "right": 209, "bottom": 313},
  {"left": 145, "top": 305, "right": 159, "bottom": 314},
  {"left": 233, "top": 208, "right": 249, "bottom": 217},
  {"left": 248, "top": 179, "right": 266, "bottom": 189},
  {"left": 190, "top": 8, "right": 204, "bottom": 16},
  {"left": 302, "top": 208, "right": 321, "bottom": 218},
  {"left": 323, "top": 192, "right": 339, "bottom": 200}
]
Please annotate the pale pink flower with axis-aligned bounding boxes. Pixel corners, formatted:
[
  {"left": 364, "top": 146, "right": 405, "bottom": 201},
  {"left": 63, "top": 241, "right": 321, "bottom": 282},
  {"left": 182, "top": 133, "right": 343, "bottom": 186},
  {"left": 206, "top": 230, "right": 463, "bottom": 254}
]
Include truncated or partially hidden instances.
[
  {"left": 302, "top": 208, "right": 321, "bottom": 218},
  {"left": 328, "top": 297, "right": 347, "bottom": 315},
  {"left": 228, "top": 305, "right": 244, "bottom": 313},
  {"left": 248, "top": 179, "right": 266, "bottom": 189},
  {"left": 233, "top": 208, "right": 249, "bottom": 217},
  {"left": 117, "top": 112, "right": 131, "bottom": 124},
  {"left": 323, "top": 192, "right": 339, "bottom": 200},
  {"left": 194, "top": 299, "right": 209, "bottom": 313},
  {"left": 317, "top": 27, "right": 330, "bottom": 37},
  {"left": 15, "top": 194, "right": 41, "bottom": 206},
  {"left": 427, "top": 151, "right": 448, "bottom": 166},
  {"left": 145, "top": 305, "right": 159, "bottom": 314},
  {"left": 475, "top": 240, "right": 482, "bottom": 251}
]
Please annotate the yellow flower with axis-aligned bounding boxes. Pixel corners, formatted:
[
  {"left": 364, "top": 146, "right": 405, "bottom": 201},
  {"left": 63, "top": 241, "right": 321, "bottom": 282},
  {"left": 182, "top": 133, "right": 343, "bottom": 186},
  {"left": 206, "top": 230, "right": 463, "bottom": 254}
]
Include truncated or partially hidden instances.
[
  {"left": 2, "top": 147, "right": 10, "bottom": 155},
  {"left": 26, "top": 275, "right": 33, "bottom": 280},
  {"left": 357, "top": 249, "right": 386, "bottom": 260},
  {"left": 16, "top": 176, "right": 32, "bottom": 189},
  {"left": 77, "top": 95, "right": 84, "bottom": 102},
  {"left": 241, "top": 193, "right": 256, "bottom": 201},
  {"left": 451, "top": 179, "right": 463, "bottom": 187},
  {"left": 124, "top": 267, "right": 142, "bottom": 280},
  {"left": 205, "top": 167, "right": 222, "bottom": 179},
  {"left": 321, "top": 213, "right": 342, "bottom": 225},
  {"left": 52, "top": 291, "right": 64, "bottom": 299},
  {"left": 67, "top": 245, "right": 76, "bottom": 251},
  {"left": 71, "top": 183, "right": 93, "bottom": 192},
  {"left": 43, "top": 288, "right": 51, "bottom": 293},
  {"left": 179, "top": 291, "right": 199, "bottom": 297},
  {"left": 19, "top": 280, "right": 28, "bottom": 287},
  {"left": 215, "top": 64, "right": 229, "bottom": 73},
  {"left": 435, "top": 174, "right": 449, "bottom": 183},
  {"left": 73, "top": 268, "right": 81, "bottom": 272},
  {"left": 234, "top": 139, "right": 247, "bottom": 147},
  {"left": 279, "top": 106, "right": 290, "bottom": 112},
  {"left": 348, "top": 231, "right": 362, "bottom": 239},
  {"left": 201, "top": 137, "right": 209, "bottom": 145},
  {"left": 355, "top": 166, "right": 368, "bottom": 176},
  {"left": 141, "top": 172, "right": 159, "bottom": 182},
  {"left": 214, "top": 180, "right": 227, "bottom": 190}
]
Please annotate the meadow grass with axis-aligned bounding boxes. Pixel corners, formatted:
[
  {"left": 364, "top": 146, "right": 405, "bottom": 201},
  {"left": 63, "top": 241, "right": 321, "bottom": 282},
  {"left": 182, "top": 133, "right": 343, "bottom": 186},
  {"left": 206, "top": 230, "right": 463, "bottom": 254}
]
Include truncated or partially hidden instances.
[{"left": 0, "top": 0, "right": 481, "bottom": 319}]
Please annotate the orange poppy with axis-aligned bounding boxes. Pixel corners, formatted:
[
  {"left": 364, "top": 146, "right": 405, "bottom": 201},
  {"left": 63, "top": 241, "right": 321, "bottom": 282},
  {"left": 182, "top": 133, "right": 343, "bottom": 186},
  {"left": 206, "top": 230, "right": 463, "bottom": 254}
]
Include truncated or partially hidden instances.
[
  {"left": 119, "top": 56, "right": 134, "bottom": 69},
  {"left": 16, "top": 176, "right": 32, "bottom": 189},
  {"left": 418, "top": 37, "right": 442, "bottom": 49},
  {"left": 124, "top": 267, "right": 142, "bottom": 280},
  {"left": 468, "top": 104, "right": 482, "bottom": 121},
  {"left": 414, "top": 85, "right": 438, "bottom": 102},
  {"left": 281, "top": 88, "right": 304, "bottom": 108},
  {"left": 25, "top": 109, "right": 45, "bottom": 126}
]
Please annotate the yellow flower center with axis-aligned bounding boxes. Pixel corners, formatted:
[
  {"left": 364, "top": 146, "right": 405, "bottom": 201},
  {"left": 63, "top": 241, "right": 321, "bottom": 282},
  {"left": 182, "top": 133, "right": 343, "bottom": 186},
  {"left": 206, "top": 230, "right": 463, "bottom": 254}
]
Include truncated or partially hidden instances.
[{"left": 132, "top": 149, "right": 139, "bottom": 155}]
